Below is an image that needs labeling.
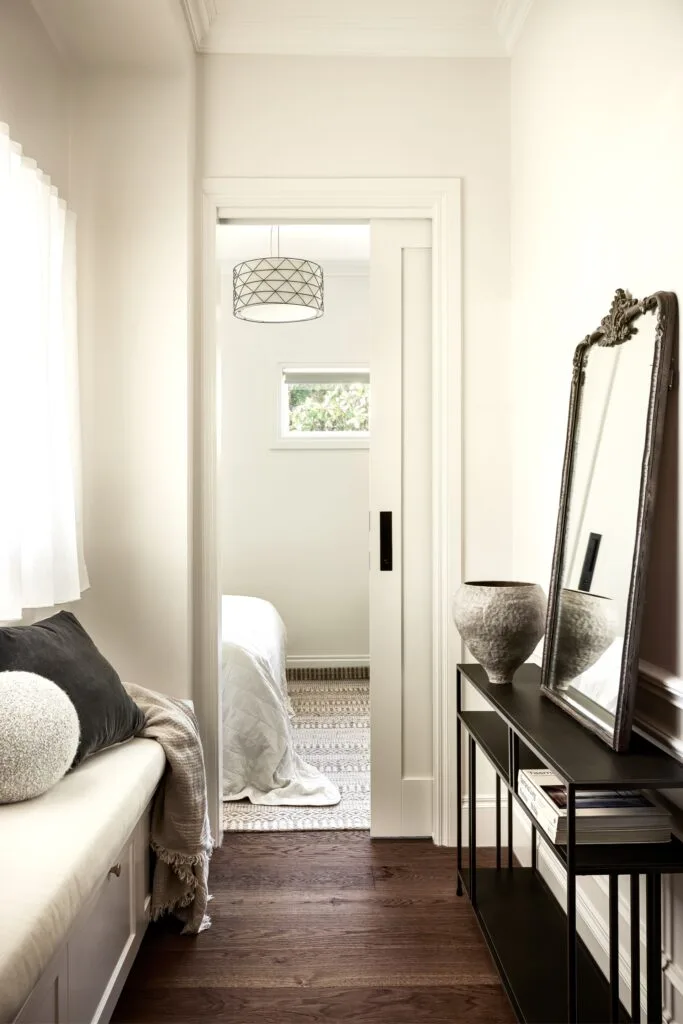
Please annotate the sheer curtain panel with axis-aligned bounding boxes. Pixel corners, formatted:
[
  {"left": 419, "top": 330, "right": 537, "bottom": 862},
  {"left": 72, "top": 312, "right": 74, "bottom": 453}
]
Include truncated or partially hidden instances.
[{"left": 0, "top": 122, "right": 89, "bottom": 621}]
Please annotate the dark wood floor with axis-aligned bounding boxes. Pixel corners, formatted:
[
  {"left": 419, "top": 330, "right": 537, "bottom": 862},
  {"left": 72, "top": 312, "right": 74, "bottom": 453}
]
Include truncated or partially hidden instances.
[{"left": 112, "top": 832, "right": 514, "bottom": 1024}]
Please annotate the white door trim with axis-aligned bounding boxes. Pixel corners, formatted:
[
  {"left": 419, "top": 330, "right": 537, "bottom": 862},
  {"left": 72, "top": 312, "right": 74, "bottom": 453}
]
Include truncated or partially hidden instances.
[{"left": 196, "top": 177, "right": 462, "bottom": 846}]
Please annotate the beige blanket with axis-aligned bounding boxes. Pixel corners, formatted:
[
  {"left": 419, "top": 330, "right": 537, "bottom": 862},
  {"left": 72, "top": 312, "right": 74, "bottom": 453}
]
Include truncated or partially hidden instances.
[{"left": 124, "top": 682, "right": 214, "bottom": 933}]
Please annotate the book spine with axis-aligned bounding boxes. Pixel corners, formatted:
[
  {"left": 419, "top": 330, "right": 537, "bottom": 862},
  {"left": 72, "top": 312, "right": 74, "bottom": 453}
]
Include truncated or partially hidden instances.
[{"left": 518, "top": 773, "right": 559, "bottom": 837}]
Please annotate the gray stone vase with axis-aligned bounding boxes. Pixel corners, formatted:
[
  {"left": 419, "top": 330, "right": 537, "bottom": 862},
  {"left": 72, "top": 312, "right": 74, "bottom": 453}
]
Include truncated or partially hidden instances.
[
  {"left": 452, "top": 581, "right": 547, "bottom": 685},
  {"left": 552, "top": 588, "right": 618, "bottom": 690}
]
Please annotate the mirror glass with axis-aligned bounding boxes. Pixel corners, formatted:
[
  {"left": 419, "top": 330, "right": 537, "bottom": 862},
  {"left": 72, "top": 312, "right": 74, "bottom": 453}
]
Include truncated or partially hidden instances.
[{"left": 542, "top": 292, "right": 674, "bottom": 749}]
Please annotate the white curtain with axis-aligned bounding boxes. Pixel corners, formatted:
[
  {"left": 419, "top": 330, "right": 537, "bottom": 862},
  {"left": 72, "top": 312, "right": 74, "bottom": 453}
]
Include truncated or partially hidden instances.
[{"left": 0, "top": 122, "right": 89, "bottom": 621}]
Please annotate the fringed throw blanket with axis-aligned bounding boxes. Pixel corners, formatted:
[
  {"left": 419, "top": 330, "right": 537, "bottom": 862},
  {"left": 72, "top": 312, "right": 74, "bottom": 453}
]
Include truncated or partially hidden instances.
[{"left": 124, "top": 682, "right": 214, "bottom": 933}]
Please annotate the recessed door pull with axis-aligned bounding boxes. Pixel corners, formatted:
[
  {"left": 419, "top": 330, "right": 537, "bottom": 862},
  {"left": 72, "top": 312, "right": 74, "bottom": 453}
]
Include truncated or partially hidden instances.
[{"left": 379, "top": 511, "right": 393, "bottom": 571}]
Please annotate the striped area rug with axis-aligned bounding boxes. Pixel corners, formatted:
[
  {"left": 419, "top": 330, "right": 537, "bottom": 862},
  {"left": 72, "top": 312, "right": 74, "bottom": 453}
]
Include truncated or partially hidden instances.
[{"left": 222, "top": 670, "right": 370, "bottom": 832}]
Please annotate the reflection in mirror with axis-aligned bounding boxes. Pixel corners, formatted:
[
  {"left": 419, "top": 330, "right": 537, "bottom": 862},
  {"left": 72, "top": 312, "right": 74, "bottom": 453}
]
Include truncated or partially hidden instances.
[{"left": 542, "top": 290, "right": 677, "bottom": 750}]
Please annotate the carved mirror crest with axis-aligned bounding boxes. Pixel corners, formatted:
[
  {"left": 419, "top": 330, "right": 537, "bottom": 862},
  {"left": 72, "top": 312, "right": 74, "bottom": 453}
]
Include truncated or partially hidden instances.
[{"left": 541, "top": 289, "right": 678, "bottom": 751}]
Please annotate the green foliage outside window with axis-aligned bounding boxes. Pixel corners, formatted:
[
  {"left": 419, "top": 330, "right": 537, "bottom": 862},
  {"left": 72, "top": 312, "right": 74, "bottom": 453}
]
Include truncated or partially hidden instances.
[{"left": 288, "top": 382, "right": 370, "bottom": 433}]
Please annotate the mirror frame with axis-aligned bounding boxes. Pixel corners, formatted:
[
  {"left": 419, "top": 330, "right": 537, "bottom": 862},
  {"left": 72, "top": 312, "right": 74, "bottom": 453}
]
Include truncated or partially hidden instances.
[{"left": 541, "top": 289, "right": 678, "bottom": 751}]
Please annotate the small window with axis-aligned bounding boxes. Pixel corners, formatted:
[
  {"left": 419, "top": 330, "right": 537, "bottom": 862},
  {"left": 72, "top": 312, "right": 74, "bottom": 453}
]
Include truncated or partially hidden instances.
[{"left": 275, "top": 366, "right": 370, "bottom": 448}]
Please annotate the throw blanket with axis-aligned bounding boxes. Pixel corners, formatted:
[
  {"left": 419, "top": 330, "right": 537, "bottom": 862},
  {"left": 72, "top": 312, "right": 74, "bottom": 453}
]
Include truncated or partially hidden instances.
[{"left": 124, "top": 682, "right": 213, "bottom": 933}]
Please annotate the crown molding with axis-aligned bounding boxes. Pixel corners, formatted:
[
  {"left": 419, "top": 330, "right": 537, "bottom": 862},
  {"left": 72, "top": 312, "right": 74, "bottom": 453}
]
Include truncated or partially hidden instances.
[
  {"left": 200, "top": 2, "right": 508, "bottom": 58},
  {"left": 494, "top": 0, "right": 534, "bottom": 54},
  {"left": 179, "top": 0, "right": 218, "bottom": 50}
]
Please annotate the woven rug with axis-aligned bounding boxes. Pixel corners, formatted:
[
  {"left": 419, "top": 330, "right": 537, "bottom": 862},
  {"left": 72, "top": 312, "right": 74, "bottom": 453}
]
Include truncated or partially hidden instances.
[{"left": 222, "top": 671, "right": 370, "bottom": 832}]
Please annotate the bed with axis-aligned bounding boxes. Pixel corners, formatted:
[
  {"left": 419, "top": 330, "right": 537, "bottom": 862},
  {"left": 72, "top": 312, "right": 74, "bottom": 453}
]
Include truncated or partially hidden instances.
[{"left": 221, "top": 595, "right": 339, "bottom": 806}]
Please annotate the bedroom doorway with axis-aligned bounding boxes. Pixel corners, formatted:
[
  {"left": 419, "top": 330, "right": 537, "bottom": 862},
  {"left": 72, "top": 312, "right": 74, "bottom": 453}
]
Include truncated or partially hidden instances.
[
  {"left": 215, "top": 216, "right": 436, "bottom": 839},
  {"left": 195, "top": 178, "right": 462, "bottom": 847},
  {"left": 217, "top": 222, "right": 372, "bottom": 833}
]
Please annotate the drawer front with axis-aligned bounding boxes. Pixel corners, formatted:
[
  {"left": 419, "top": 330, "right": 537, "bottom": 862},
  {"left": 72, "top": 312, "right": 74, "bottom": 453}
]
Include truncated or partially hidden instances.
[
  {"left": 67, "top": 840, "right": 134, "bottom": 1024},
  {"left": 14, "top": 948, "right": 68, "bottom": 1024}
]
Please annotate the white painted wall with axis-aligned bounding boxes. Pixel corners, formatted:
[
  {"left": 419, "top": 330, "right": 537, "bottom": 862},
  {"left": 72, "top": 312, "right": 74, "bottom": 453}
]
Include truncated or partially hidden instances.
[
  {"left": 0, "top": 3, "right": 197, "bottom": 698},
  {"left": 0, "top": 0, "right": 71, "bottom": 201},
  {"left": 510, "top": 0, "right": 683, "bottom": 672},
  {"left": 220, "top": 271, "right": 370, "bottom": 659},
  {"left": 69, "top": 62, "right": 196, "bottom": 697},
  {"left": 511, "top": 2, "right": 683, "bottom": 1017},
  {"left": 201, "top": 54, "right": 513, "bottom": 588}
]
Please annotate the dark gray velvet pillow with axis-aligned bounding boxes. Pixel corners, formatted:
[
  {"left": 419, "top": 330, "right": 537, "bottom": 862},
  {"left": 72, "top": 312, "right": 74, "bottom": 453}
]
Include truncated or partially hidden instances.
[{"left": 0, "top": 612, "right": 144, "bottom": 766}]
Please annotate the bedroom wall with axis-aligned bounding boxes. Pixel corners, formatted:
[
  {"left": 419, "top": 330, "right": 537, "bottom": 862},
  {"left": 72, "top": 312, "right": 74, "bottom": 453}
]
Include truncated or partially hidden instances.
[
  {"left": 69, "top": 61, "right": 196, "bottom": 698},
  {"left": 510, "top": 2, "right": 683, "bottom": 1015},
  {"left": 0, "top": 0, "right": 71, "bottom": 201},
  {"left": 220, "top": 272, "right": 370, "bottom": 661},
  {"left": 200, "top": 55, "right": 513, "bottom": 589}
]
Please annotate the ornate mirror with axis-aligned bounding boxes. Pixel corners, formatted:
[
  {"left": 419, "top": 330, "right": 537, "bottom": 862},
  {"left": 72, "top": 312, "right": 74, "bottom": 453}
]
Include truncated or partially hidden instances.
[{"left": 541, "top": 289, "right": 678, "bottom": 751}]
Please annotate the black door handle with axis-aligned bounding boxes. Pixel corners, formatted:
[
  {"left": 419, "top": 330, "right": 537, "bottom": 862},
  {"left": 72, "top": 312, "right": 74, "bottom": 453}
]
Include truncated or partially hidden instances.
[{"left": 379, "top": 511, "right": 393, "bottom": 571}]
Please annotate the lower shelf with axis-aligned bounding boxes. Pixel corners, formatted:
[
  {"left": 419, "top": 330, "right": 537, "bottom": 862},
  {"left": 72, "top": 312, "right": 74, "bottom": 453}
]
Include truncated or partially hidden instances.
[{"left": 459, "top": 867, "right": 629, "bottom": 1024}]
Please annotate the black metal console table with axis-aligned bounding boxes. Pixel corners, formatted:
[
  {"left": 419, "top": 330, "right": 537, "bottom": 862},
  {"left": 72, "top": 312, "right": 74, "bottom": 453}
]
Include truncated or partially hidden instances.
[{"left": 456, "top": 663, "right": 683, "bottom": 1024}]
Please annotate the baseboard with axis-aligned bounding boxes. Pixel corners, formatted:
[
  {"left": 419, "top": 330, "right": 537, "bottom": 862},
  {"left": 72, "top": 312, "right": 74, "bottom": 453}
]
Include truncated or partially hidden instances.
[
  {"left": 287, "top": 665, "right": 369, "bottom": 681},
  {"left": 286, "top": 655, "right": 370, "bottom": 669},
  {"left": 461, "top": 795, "right": 510, "bottom": 847}
]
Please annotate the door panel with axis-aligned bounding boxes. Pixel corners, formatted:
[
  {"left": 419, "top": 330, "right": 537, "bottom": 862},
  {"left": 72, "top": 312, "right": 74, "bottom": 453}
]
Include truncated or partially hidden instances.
[{"left": 370, "top": 220, "right": 432, "bottom": 838}]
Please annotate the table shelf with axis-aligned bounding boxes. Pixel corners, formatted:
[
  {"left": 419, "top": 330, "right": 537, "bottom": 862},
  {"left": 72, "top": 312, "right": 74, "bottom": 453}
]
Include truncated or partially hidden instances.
[
  {"left": 458, "top": 867, "right": 629, "bottom": 1023},
  {"left": 456, "top": 662, "right": 683, "bottom": 1024},
  {"left": 460, "top": 705, "right": 683, "bottom": 876}
]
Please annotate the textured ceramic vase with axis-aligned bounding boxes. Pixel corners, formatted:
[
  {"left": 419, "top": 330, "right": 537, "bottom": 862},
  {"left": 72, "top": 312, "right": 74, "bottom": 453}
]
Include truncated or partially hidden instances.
[
  {"left": 552, "top": 589, "right": 618, "bottom": 690},
  {"left": 452, "top": 582, "right": 547, "bottom": 685}
]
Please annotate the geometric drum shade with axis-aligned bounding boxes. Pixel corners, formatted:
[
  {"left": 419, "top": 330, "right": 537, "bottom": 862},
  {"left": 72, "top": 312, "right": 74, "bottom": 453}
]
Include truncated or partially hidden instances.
[{"left": 233, "top": 257, "right": 324, "bottom": 322}]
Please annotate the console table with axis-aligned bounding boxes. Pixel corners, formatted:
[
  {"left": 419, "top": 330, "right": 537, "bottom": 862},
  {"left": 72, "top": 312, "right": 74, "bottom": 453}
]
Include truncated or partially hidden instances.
[{"left": 456, "top": 663, "right": 683, "bottom": 1024}]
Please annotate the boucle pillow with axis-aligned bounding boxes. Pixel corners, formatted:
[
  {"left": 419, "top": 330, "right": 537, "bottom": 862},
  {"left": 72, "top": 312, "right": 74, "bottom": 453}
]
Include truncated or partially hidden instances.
[
  {"left": 0, "top": 612, "right": 144, "bottom": 765},
  {"left": 0, "top": 671, "right": 80, "bottom": 803}
]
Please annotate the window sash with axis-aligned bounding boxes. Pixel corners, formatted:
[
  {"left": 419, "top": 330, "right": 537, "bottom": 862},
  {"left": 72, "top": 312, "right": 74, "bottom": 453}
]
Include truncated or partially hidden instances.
[{"left": 283, "top": 367, "right": 370, "bottom": 386}]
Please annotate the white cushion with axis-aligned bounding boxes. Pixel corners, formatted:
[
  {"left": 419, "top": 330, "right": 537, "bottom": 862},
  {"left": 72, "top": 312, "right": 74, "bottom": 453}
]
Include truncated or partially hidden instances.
[
  {"left": 0, "top": 671, "right": 80, "bottom": 803},
  {"left": 0, "top": 737, "right": 165, "bottom": 1023}
]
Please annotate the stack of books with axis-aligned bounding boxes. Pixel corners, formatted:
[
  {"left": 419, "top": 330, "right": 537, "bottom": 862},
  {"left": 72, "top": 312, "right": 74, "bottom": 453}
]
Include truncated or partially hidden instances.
[{"left": 517, "top": 769, "right": 672, "bottom": 845}]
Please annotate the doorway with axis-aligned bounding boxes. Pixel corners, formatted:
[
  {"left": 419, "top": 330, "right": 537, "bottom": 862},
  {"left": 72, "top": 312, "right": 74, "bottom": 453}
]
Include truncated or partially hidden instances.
[
  {"left": 218, "top": 221, "right": 373, "bottom": 832},
  {"left": 194, "top": 178, "right": 463, "bottom": 846}
]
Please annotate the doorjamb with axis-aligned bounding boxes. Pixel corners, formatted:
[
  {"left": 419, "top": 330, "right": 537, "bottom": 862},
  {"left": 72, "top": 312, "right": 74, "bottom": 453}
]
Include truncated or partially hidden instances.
[{"left": 195, "top": 177, "right": 462, "bottom": 845}]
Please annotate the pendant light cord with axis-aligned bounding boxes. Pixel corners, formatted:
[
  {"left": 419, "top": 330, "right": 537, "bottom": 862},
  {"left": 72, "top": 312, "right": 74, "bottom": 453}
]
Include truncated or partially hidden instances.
[{"left": 269, "top": 225, "right": 281, "bottom": 258}]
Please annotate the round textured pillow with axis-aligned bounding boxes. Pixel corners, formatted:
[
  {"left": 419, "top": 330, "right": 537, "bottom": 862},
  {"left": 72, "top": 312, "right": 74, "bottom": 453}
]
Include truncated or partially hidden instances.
[{"left": 0, "top": 671, "right": 80, "bottom": 803}]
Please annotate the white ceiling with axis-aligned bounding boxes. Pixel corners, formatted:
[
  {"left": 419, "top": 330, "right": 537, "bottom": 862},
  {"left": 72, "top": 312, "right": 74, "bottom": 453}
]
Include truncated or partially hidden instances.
[
  {"left": 216, "top": 224, "right": 370, "bottom": 270},
  {"left": 33, "top": 0, "right": 533, "bottom": 67}
]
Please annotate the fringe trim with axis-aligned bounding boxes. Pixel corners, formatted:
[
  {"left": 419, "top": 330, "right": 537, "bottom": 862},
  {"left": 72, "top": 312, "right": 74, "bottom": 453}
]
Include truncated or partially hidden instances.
[
  {"left": 286, "top": 665, "right": 370, "bottom": 681},
  {"left": 150, "top": 838, "right": 213, "bottom": 872}
]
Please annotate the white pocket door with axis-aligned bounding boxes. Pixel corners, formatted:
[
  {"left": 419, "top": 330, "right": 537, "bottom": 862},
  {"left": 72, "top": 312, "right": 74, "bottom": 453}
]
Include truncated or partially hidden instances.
[{"left": 370, "top": 219, "right": 433, "bottom": 838}]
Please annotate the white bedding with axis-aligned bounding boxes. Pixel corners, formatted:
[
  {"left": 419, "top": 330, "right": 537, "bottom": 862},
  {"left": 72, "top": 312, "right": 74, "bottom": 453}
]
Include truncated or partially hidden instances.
[{"left": 221, "top": 595, "right": 340, "bottom": 806}]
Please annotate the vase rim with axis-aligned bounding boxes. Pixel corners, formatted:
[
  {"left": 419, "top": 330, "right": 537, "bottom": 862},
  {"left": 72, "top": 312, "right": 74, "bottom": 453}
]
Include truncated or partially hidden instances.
[
  {"left": 562, "top": 587, "right": 611, "bottom": 601},
  {"left": 462, "top": 580, "right": 540, "bottom": 588}
]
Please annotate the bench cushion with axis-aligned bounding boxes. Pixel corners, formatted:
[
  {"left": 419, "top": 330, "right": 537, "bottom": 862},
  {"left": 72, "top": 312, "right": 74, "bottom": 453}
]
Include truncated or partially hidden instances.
[{"left": 0, "top": 737, "right": 165, "bottom": 1023}]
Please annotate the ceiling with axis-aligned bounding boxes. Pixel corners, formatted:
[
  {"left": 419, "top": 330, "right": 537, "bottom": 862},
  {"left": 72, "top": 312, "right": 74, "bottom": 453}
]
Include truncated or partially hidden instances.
[{"left": 32, "top": 0, "right": 532, "bottom": 69}]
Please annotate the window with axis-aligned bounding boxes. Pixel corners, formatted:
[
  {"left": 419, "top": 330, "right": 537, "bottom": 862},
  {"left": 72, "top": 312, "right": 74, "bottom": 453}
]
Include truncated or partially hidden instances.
[
  {"left": 276, "top": 367, "right": 370, "bottom": 448},
  {"left": 0, "top": 122, "right": 88, "bottom": 619}
]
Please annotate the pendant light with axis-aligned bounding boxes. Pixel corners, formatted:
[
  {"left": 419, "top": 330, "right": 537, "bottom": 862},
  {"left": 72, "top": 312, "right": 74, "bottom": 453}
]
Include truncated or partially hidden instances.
[{"left": 233, "top": 226, "right": 324, "bottom": 323}]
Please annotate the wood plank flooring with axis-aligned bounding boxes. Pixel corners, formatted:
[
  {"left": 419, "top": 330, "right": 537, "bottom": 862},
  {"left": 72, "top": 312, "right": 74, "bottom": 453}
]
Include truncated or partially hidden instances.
[{"left": 112, "top": 832, "right": 514, "bottom": 1024}]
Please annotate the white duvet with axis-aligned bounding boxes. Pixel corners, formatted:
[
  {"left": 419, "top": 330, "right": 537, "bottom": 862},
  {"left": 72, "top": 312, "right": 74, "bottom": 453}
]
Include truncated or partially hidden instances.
[{"left": 221, "top": 595, "right": 340, "bottom": 806}]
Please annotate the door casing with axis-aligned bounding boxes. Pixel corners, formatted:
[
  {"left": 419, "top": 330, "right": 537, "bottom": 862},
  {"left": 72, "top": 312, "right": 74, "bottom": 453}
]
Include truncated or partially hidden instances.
[{"left": 196, "top": 177, "right": 463, "bottom": 846}]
